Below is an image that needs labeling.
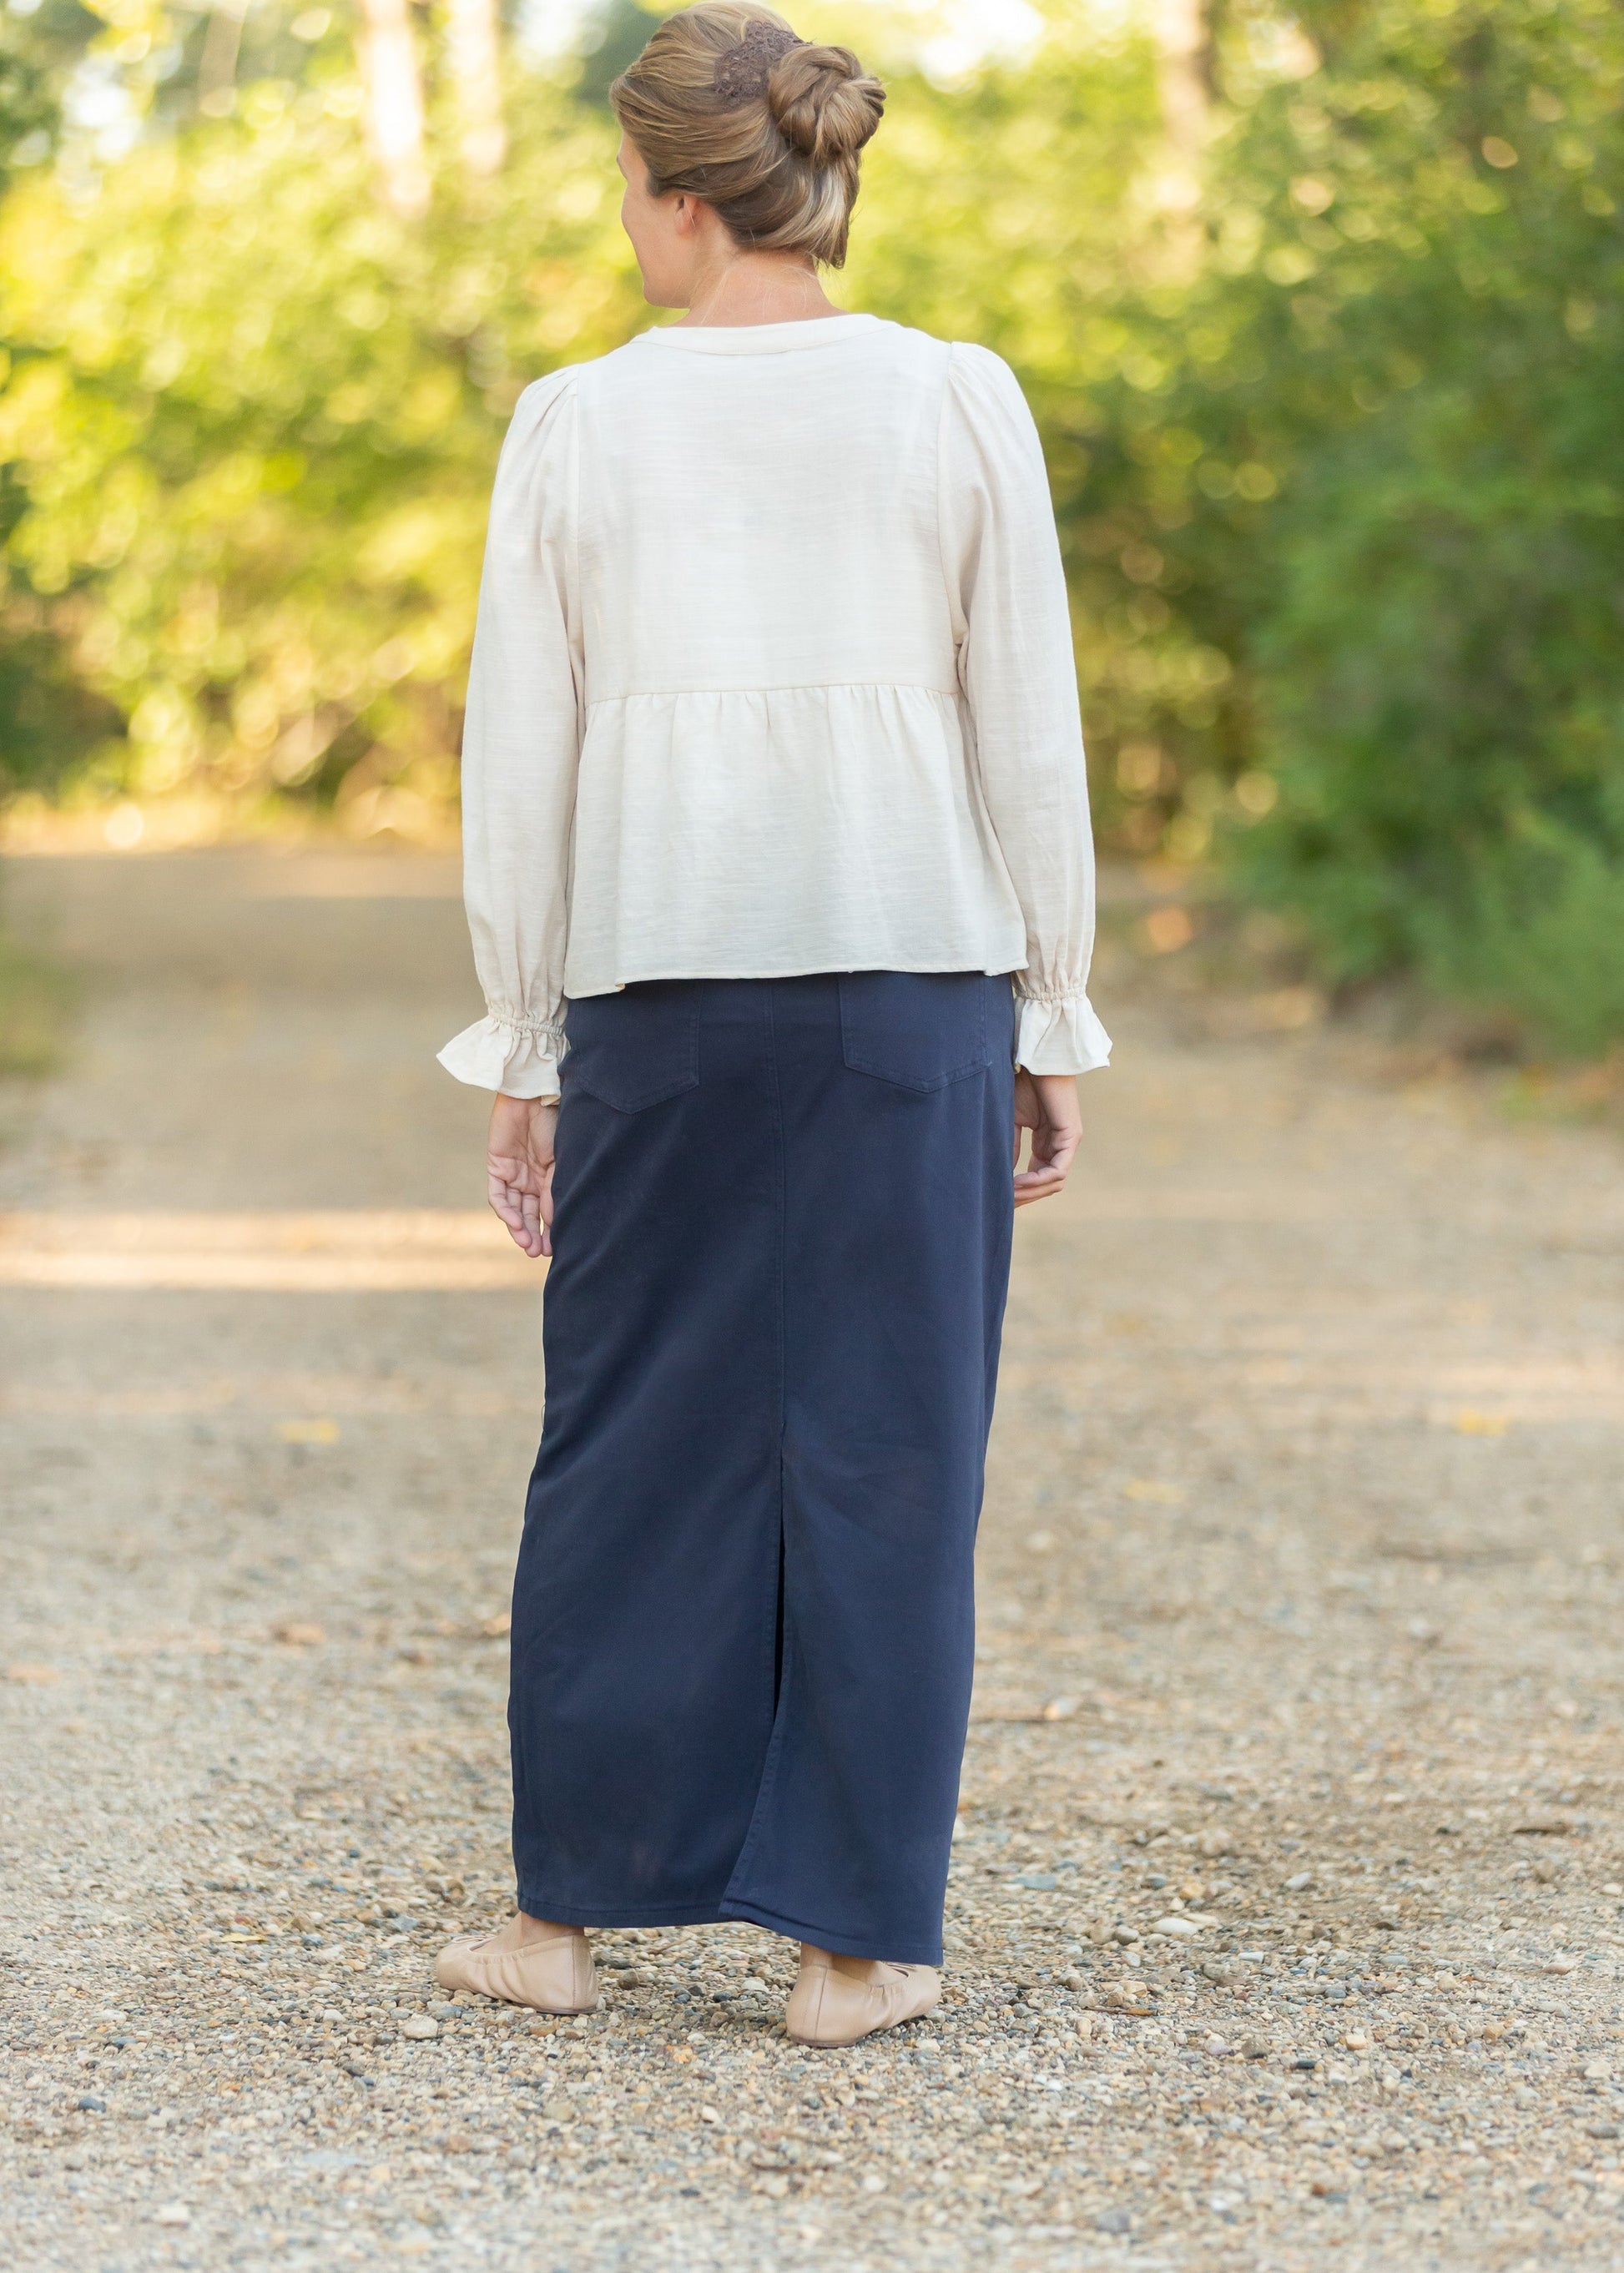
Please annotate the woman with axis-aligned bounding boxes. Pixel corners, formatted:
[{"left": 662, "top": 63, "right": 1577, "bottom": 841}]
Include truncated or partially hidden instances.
[{"left": 434, "top": 0, "right": 1109, "bottom": 2050}]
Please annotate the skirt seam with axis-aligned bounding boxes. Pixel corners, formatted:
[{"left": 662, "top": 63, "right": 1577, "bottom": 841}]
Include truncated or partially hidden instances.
[{"left": 718, "top": 979, "right": 794, "bottom": 1911}]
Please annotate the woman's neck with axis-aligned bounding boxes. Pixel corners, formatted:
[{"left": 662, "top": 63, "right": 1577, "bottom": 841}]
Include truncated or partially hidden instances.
[{"left": 676, "top": 251, "right": 843, "bottom": 329}]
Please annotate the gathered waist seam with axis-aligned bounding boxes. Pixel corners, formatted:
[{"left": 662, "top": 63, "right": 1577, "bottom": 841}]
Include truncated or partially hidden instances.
[{"left": 583, "top": 680, "right": 961, "bottom": 710}]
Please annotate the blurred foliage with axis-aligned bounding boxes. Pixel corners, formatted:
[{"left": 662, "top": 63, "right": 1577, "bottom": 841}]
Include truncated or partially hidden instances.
[
  {"left": 0, "top": 0, "right": 99, "bottom": 184},
  {"left": 1195, "top": 0, "right": 1624, "bottom": 1056},
  {"left": 572, "top": 0, "right": 666, "bottom": 108},
  {"left": 0, "top": 0, "right": 1621, "bottom": 1051},
  {"left": 0, "top": 65, "right": 641, "bottom": 832}
]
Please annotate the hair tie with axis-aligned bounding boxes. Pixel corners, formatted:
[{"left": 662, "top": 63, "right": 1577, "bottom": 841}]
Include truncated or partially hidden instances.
[{"left": 713, "top": 20, "right": 806, "bottom": 106}]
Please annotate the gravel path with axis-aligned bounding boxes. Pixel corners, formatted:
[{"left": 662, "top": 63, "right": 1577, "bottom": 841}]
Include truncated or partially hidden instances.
[{"left": 2, "top": 846, "right": 1621, "bottom": 2273}]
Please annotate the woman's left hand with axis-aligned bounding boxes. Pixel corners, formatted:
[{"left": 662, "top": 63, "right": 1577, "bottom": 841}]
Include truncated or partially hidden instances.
[{"left": 488, "top": 1094, "right": 558, "bottom": 1257}]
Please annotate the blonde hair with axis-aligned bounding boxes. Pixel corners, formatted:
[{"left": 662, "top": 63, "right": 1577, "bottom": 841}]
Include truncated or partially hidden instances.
[{"left": 609, "top": 3, "right": 885, "bottom": 270}]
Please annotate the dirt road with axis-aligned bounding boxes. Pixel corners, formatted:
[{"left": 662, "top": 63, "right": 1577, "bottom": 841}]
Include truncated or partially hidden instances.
[{"left": 3, "top": 845, "right": 1621, "bottom": 2273}]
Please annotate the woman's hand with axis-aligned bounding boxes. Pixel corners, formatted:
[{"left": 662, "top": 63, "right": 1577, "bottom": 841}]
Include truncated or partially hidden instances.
[
  {"left": 487, "top": 1094, "right": 558, "bottom": 1258},
  {"left": 1013, "top": 1070, "right": 1082, "bottom": 1208}
]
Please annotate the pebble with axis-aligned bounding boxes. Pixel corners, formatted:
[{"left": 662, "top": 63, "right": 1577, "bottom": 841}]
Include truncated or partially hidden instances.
[{"left": 400, "top": 2013, "right": 440, "bottom": 2040}]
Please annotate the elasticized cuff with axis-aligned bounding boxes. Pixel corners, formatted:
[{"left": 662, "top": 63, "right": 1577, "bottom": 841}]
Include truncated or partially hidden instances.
[
  {"left": 436, "top": 1013, "right": 563, "bottom": 1100},
  {"left": 1014, "top": 989, "right": 1112, "bottom": 1076}
]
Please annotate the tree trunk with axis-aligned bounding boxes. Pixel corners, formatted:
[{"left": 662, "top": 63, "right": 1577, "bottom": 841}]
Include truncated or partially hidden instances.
[
  {"left": 1155, "top": 0, "right": 1210, "bottom": 172},
  {"left": 358, "top": 0, "right": 431, "bottom": 216},
  {"left": 1151, "top": 0, "right": 1208, "bottom": 274},
  {"left": 445, "top": 0, "right": 507, "bottom": 178},
  {"left": 197, "top": 0, "right": 251, "bottom": 118}
]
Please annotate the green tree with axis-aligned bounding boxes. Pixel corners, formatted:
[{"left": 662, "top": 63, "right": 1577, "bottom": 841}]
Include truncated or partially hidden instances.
[
  {"left": 1199, "top": 0, "right": 1624, "bottom": 1051},
  {"left": 0, "top": 70, "right": 638, "bottom": 815}
]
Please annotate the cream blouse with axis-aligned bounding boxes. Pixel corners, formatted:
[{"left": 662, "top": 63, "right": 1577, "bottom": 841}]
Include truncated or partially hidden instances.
[{"left": 438, "top": 310, "right": 1111, "bottom": 1099}]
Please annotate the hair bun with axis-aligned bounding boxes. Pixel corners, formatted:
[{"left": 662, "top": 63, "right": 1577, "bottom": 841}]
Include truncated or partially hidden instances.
[{"left": 766, "top": 42, "right": 885, "bottom": 164}]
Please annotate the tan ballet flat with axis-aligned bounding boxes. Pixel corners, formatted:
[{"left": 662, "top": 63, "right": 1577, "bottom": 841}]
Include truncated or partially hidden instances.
[
  {"left": 434, "top": 1923, "right": 598, "bottom": 2013},
  {"left": 784, "top": 1946, "right": 941, "bottom": 2048}
]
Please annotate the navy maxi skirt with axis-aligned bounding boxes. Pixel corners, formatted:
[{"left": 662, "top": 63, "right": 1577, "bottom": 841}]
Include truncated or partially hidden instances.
[{"left": 508, "top": 970, "right": 1016, "bottom": 1966}]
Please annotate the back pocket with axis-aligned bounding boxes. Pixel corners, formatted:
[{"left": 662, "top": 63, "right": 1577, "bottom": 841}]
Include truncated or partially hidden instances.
[
  {"left": 562, "top": 982, "right": 700, "bottom": 1112},
  {"left": 839, "top": 971, "right": 994, "bottom": 1093}
]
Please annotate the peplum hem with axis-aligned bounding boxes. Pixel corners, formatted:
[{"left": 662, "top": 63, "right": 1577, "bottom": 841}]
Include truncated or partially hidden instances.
[
  {"left": 562, "top": 681, "right": 1030, "bottom": 995},
  {"left": 1014, "top": 990, "right": 1112, "bottom": 1076},
  {"left": 437, "top": 1014, "right": 564, "bottom": 1100}
]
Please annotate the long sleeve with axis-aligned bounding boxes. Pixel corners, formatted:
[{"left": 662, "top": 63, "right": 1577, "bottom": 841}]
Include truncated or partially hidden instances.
[
  {"left": 437, "top": 367, "right": 583, "bottom": 1100},
  {"left": 939, "top": 342, "right": 1112, "bottom": 1075}
]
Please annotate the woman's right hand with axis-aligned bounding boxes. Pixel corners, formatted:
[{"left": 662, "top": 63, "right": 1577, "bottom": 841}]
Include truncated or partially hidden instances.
[
  {"left": 1013, "top": 1071, "right": 1082, "bottom": 1208},
  {"left": 488, "top": 1094, "right": 558, "bottom": 1257}
]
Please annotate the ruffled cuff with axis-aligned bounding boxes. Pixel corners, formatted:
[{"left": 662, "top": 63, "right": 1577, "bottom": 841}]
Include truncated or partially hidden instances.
[
  {"left": 436, "top": 1012, "right": 564, "bottom": 1100},
  {"left": 1014, "top": 989, "right": 1112, "bottom": 1076}
]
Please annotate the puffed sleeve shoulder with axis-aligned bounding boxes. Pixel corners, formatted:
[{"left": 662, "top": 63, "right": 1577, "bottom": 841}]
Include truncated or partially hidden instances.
[{"left": 482, "top": 365, "right": 580, "bottom": 563}]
